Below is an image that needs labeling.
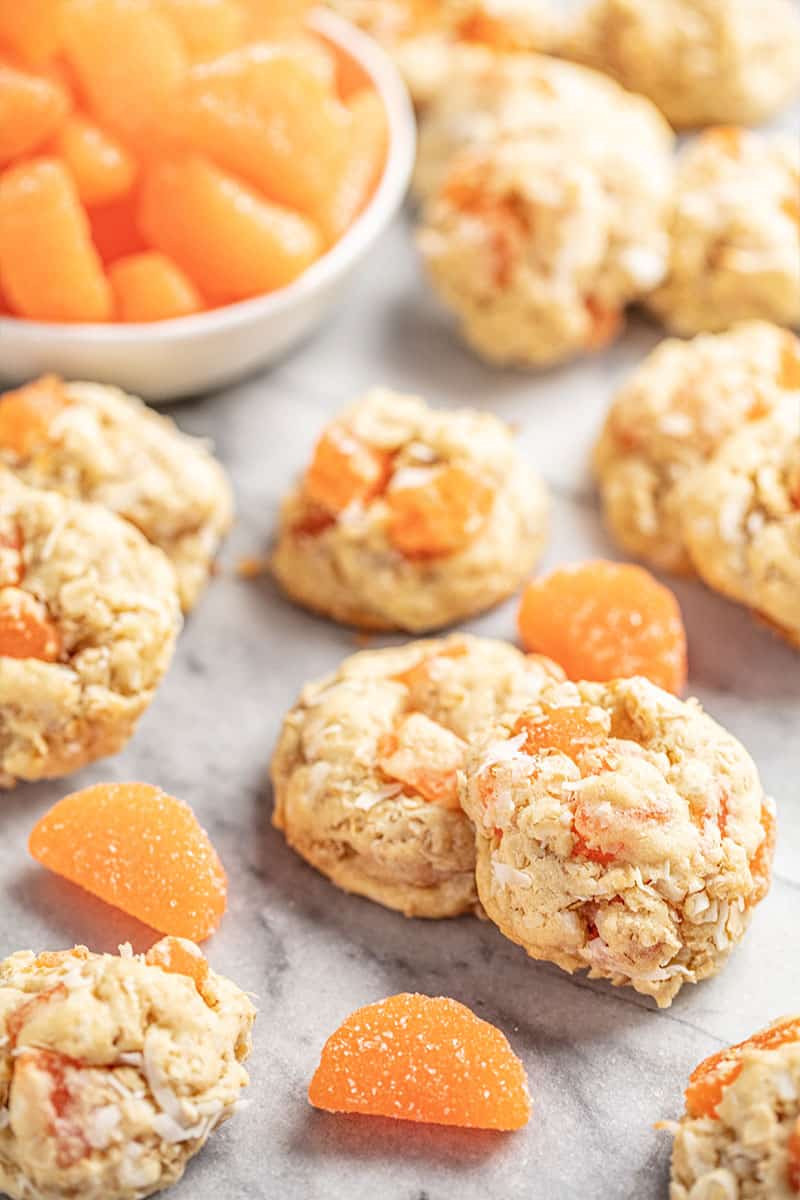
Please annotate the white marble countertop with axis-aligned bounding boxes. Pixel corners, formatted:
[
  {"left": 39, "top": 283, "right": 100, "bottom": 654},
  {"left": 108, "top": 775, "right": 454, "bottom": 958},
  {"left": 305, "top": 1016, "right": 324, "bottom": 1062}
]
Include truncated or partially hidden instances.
[{"left": 1, "top": 212, "right": 798, "bottom": 1200}]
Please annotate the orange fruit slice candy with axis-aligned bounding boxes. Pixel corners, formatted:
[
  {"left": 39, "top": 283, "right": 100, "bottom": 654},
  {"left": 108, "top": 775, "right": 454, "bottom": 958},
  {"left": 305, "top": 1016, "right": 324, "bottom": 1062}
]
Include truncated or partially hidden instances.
[
  {"left": 387, "top": 464, "right": 494, "bottom": 559},
  {"left": 518, "top": 561, "right": 688, "bottom": 694},
  {"left": 0, "top": 589, "right": 61, "bottom": 660},
  {"left": 0, "top": 158, "right": 113, "bottom": 322},
  {"left": 327, "top": 89, "right": 389, "bottom": 241},
  {"left": 304, "top": 426, "right": 393, "bottom": 514},
  {"left": 0, "top": 0, "right": 66, "bottom": 66},
  {"left": 155, "top": 0, "right": 246, "bottom": 62},
  {"left": 138, "top": 154, "right": 322, "bottom": 303},
  {"left": 309, "top": 993, "right": 531, "bottom": 1130},
  {"left": 88, "top": 193, "right": 146, "bottom": 265},
  {"left": 47, "top": 113, "right": 137, "bottom": 207},
  {"left": 0, "top": 375, "right": 70, "bottom": 458},
  {"left": 0, "top": 63, "right": 70, "bottom": 165},
  {"left": 109, "top": 251, "right": 203, "bottom": 322},
  {"left": 685, "top": 1017, "right": 800, "bottom": 1119},
  {"left": 237, "top": 0, "right": 314, "bottom": 38},
  {"left": 377, "top": 712, "right": 466, "bottom": 809},
  {"left": 29, "top": 782, "right": 228, "bottom": 941}
]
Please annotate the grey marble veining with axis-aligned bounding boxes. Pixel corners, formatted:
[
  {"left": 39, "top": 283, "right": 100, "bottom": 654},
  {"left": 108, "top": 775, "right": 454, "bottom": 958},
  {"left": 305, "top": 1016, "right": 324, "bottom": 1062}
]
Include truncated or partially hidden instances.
[{"left": 1, "top": 212, "right": 799, "bottom": 1200}]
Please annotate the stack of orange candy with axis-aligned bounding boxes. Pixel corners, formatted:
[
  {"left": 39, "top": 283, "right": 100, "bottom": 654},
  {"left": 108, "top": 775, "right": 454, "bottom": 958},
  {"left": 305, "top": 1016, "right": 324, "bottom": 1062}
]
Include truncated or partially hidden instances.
[{"left": 0, "top": 0, "right": 389, "bottom": 323}]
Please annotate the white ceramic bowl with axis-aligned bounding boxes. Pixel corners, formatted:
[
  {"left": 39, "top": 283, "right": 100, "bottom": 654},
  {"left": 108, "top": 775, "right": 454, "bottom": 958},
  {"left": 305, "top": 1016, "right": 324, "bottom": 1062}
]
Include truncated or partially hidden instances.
[{"left": 0, "top": 10, "right": 416, "bottom": 402}]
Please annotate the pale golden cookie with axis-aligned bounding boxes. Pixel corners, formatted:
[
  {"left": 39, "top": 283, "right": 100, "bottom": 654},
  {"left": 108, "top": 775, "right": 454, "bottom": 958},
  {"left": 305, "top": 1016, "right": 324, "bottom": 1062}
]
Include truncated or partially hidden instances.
[
  {"left": 681, "top": 401, "right": 800, "bottom": 648},
  {"left": 667, "top": 1017, "right": 800, "bottom": 1200},
  {"left": 647, "top": 129, "right": 800, "bottom": 337},
  {"left": 271, "top": 389, "right": 549, "bottom": 632},
  {"left": 564, "top": 0, "right": 800, "bottom": 128},
  {"left": 0, "top": 472, "right": 181, "bottom": 787},
  {"left": 0, "top": 377, "right": 233, "bottom": 612},
  {"left": 271, "top": 635, "right": 564, "bottom": 918},
  {"left": 461, "top": 676, "right": 773, "bottom": 1007},
  {"left": 0, "top": 942, "right": 254, "bottom": 1200},
  {"left": 594, "top": 323, "right": 799, "bottom": 573}
]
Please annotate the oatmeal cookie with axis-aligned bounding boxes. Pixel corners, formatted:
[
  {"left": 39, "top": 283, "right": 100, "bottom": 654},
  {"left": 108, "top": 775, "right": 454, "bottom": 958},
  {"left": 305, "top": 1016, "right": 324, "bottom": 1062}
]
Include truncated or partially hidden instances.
[
  {"left": 271, "top": 389, "right": 549, "bottom": 632},
  {"left": 594, "top": 323, "right": 799, "bottom": 573},
  {"left": 460, "top": 676, "right": 773, "bottom": 1006},
  {"left": 667, "top": 1016, "right": 800, "bottom": 1199},
  {"left": 563, "top": 0, "right": 800, "bottom": 129},
  {"left": 0, "top": 941, "right": 254, "bottom": 1200},
  {"left": 0, "top": 376, "right": 233, "bottom": 611},
  {"left": 647, "top": 129, "right": 800, "bottom": 337},
  {"left": 0, "top": 471, "right": 181, "bottom": 786},
  {"left": 271, "top": 635, "right": 564, "bottom": 918},
  {"left": 681, "top": 401, "right": 800, "bottom": 648}
]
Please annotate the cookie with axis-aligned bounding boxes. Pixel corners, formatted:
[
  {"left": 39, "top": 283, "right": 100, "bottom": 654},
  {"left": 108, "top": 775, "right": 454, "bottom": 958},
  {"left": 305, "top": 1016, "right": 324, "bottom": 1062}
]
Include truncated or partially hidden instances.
[
  {"left": 0, "top": 942, "right": 254, "bottom": 1200},
  {"left": 0, "top": 471, "right": 181, "bottom": 787},
  {"left": 0, "top": 376, "right": 233, "bottom": 611},
  {"left": 646, "top": 128, "right": 800, "bottom": 337},
  {"left": 563, "top": 0, "right": 800, "bottom": 128},
  {"left": 460, "top": 676, "right": 774, "bottom": 1007},
  {"left": 415, "top": 57, "right": 673, "bottom": 366},
  {"left": 681, "top": 401, "right": 800, "bottom": 649},
  {"left": 667, "top": 1017, "right": 800, "bottom": 1199},
  {"left": 271, "top": 389, "right": 549, "bottom": 632},
  {"left": 594, "top": 322, "right": 799, "bottom": 573},
  {"left": 271, "top": 635, "right": 564, "bottom": 918}
]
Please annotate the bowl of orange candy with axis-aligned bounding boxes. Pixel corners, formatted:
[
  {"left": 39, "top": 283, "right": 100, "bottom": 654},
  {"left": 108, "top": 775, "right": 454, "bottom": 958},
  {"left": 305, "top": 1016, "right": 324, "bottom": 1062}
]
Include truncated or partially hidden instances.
[{"left": 0, "top": 0, "right": 415, "bottom": 400}]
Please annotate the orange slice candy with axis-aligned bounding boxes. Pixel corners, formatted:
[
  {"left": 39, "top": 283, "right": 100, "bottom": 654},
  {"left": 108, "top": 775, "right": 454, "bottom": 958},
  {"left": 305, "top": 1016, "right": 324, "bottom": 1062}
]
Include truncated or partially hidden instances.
[
  {"left": 387, "top": 465, "right": 494, "bottom": 559},
  {"left": 0, "top": 158, "right": 113, "bottom": 322},
  {"left": 29, "top": 782, "right": 228, "bottom": 941},
  {"left": 304, "top": 426, "right": 393, "bottom": 515},
  {"left": 327, "top": 89, "right": 389, "bottom": 241},
  {"left": 109, "top": 251, "right": 203, "bottom": 322},
  {"left": 685, "top": 1017, "right": 800, "bottom": 1119},
  {"left": 155, "top": 0, "right": 246, "bottom": 62},
  {"left": 0, "top": 0, "right": 66, "bottom": 66},
  {"left": 88, "top": 194, "right": 146, "bottom": 265},
  {"left": 47, "top": 114, "right": 137, "bottom": 206},
  {"left": 0, "top": 375, "right": 70, "bottom": 458},
  {"left": 0, "top": 63, "right": 70, "bottom": 165},
  {"left": 309, "top": 993, "right": 531, "bottom": 1130},
  {"left": 518, "top": 561, "right": 687, "bottom": 694},
  {"left": 0, "top": 589, "right": 61, "bottom": 660}
]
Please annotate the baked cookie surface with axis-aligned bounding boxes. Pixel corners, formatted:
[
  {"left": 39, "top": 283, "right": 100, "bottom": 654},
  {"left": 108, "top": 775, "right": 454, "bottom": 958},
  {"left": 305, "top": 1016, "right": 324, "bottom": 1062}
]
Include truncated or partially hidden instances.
[
  {"left": 415, "top": 55, "right": 673, "bottom": 366},
  {"left": 460, "top": 676, "right": 773, "bottom": 1007},
  {"left": 646, "top": 129, "right": 800, "bottom": 337},
  {"left": 668, "top": 1017, "right": 800, "bottom": 1200},
  {"left": 0, "top": 942, "right": 254, "bottom": 1200},
  {"left": 563, "top": 0, "right": 800, "bottom": 128},
  {"left": 271, "top": 635, "right": 564, "bottom": 918},
  {"left": 594, "top": 323, "right": 799, "bottom": 573},
  {"left": 0, "top": 377, "right": 233, "bottom": 612},
  {"left": 0, "top": 472, "right": 181, "bottom": 787},
  {"left": 271, "top": 389, "right": 549, "bottom": 632},
  {"left": 681, "top": 401, "right": 800, "bottom": 648}
]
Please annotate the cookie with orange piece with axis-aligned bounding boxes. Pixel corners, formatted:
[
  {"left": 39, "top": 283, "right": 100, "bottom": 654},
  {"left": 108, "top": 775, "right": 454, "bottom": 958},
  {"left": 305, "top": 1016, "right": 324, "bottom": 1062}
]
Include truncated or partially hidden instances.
[
  {"left": 271, "top": 389, "right": 549, "bottom": 632},
  {"left": 309, "top": 992, "right": 530, "bottom": 1130},
  {"left": 666, "top": 1016, "right": 800, "bottom": 1198},
  {"left": 0, "top": 470, "right": 180, "bottom": 787},
  {"left": 0, "top": 940, "right": 254, "bottom": 1200},
  {"left": 460, "top": 674, "right": 774, "bottom": 1006},
  {"left": 0, "top": 374, "right": 233, "bottom": 610},
  {"left": 271, "top": 634, "right": 563, "bottom": 918}
]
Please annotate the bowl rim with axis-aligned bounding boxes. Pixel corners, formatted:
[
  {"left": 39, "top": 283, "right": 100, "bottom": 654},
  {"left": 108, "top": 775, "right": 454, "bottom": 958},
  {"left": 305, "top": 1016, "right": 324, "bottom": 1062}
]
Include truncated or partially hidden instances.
[{"left": 0, "top": 7, "right": 416, "bottom": 344}]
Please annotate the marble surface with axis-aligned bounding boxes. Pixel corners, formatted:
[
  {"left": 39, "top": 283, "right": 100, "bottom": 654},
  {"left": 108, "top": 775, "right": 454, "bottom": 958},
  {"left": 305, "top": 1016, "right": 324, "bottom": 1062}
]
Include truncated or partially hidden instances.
[{"left": 1, "top": 212, "right": 799, "bottom": 1200}]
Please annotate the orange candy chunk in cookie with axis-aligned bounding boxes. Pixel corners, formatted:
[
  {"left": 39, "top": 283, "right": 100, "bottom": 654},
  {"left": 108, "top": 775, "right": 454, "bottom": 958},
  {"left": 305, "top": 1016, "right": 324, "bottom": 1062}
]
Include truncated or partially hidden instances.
[
  {"left": 109, "top": 251, "right": 203, "bottom": 322},
  {"left": 139, "top": 154, "right": 322, "bottom": 303},
  {"left": 387, "top": 465, "right": 494, "bottom": 559},
  {"left": 685, "top": 1017, "right": 800, "bottom": 1119},
  {"left": 748, "top": 799, "right": 777, "bottom": 908},
  {"left": 0, "top": 375, "right": 70, "bottom": 458},
  {"left": 309, "top": 993, "right": 531, "bottom": 1130},
  {"left": 377, "top": 712, "right": 466, "bottom": 809},
  {"left": 512, "top": 704, "right": 607, "bottom": 762},
  {"left": 0, "top": 63, "right": 70, "bottom": 165},
  {"left": 304, "top": 426, "right": 393, "bottom": 515},
  {"left": 518, "top": 561, "right": 687, "bottom": 694},
  {"left": 47, "top": 113, "right": 137, "bottom": 206},
  {"left": 145, "top": 935, "right": 213, "bottom": 1001},
  {"left": 0, "top": 589, "right": 61, "bottom": 660},
  {"left": 0, "top": 158, "right": 112, "bottom": 322},
  {"left": 29, "top": 782, "right": 228, "bottom": 941}
]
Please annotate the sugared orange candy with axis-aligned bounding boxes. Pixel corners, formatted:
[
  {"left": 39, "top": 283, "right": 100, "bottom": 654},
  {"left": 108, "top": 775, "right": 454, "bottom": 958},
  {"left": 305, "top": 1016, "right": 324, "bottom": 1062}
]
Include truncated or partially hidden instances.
[
  {"left": 685, "top": 1017, "right": 800, "bottom": 1119},
  {"left": 327, "top": 88, "right": 389, "bottom": 240},
  {"left": 145, "top": 934, "right": 211, "bottom": 995},
  {"left": 109, "top": 251, "right": 203, "bottom": 321},
  {"left": 0, "top": 0, "right": 65, "bottom": 66},
  {"left": 0, "top": 589, "right": 61, "bottom": 660},
  {"left": 139, "top": 154, "right": 322, "bottom": 302},
  {"left": 236, "top": 0, "right": 313, "bottom": 39},
  {"left": 155, "top": 0, "right": 246, "bottom": 62},
  {"left": 29, "top": 782, "right": 228, "bottom": 941},
  {"left": 387, "top": 465, "right": 494, "bottom": 559},
  {"left": 304, "top": 426, "right": 393, "bottom": 514},
  {"left": 0, "top": 63, "right": 70, "bottom": 165},
  {"left": 513, "top": 704, "right": 606, "bottom": 761},
  {"left": 0, "top": 158, "right": 112, "bottom": 321},
  {"left": 0, "top": 375, "right": 69, "bottom": 457},
  {"left": 88, "top": 194, "right": 146, "bottom": 264},
  {"left": 46, "top": 113, "right": 136, "bottom": 206},
  {"left": 518, "top": 561, "right": 688, "bottom": 694},
  {"left": 309, "top": 993, "right": 531, "bottom": 1130}
]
